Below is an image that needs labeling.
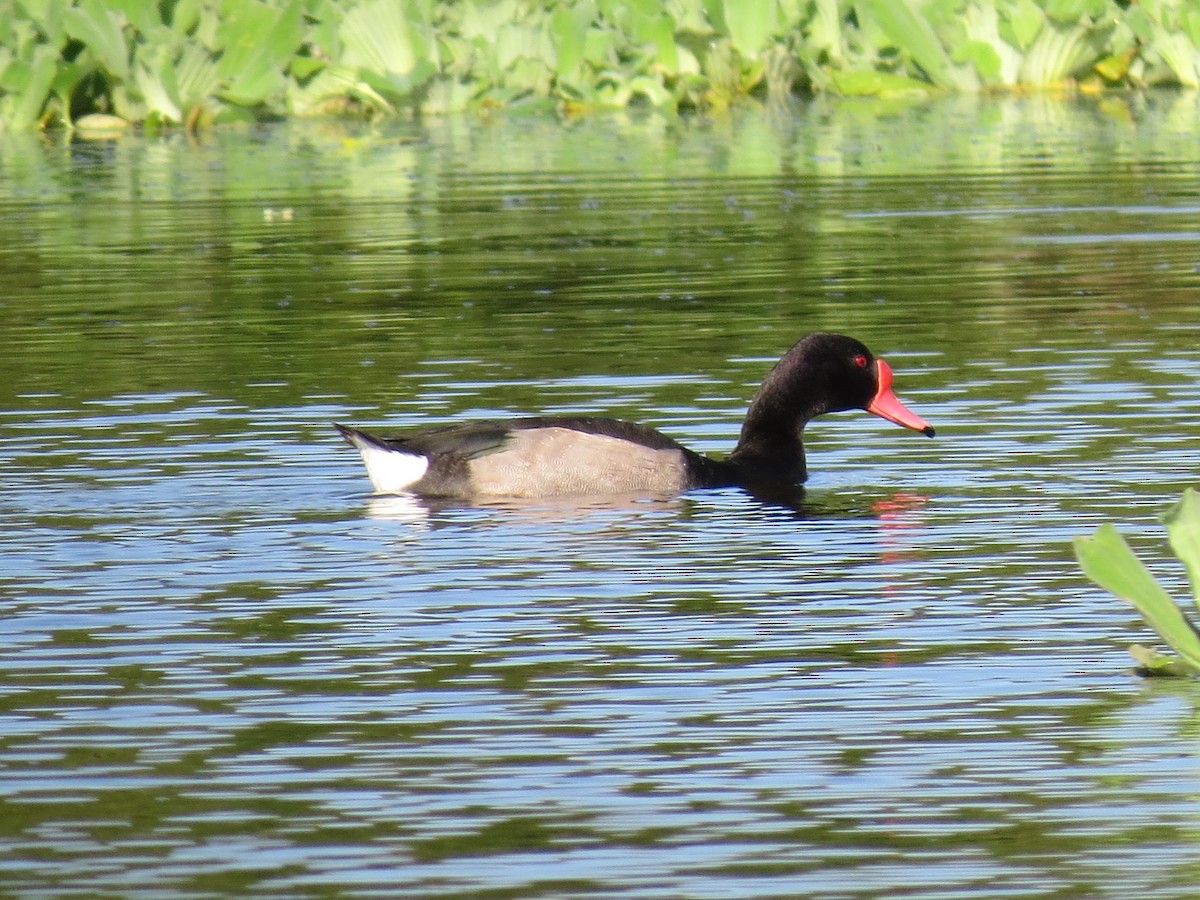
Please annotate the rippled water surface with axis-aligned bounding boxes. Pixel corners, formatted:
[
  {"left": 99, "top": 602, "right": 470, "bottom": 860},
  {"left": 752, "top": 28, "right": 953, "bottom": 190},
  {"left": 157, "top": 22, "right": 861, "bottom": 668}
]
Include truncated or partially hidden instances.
[{"left": 5, "top": 95, "right": 1200, "bottom": 897}]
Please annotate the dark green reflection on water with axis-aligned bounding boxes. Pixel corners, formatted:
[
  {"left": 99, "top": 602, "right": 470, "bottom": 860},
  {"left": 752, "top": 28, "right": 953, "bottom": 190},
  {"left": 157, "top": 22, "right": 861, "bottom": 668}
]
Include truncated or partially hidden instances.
[{"left": 4, "top": 93, "right": 1200, "bottom": 414}]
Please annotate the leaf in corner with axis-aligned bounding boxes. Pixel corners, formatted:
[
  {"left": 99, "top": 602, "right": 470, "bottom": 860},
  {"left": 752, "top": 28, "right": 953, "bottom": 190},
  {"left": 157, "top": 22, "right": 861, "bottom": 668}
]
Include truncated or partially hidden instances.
[
  {"left": 1128, "top": 644, "right": 1200, "bottom": 677},
  {"left": 1074, "top": 523, "right": 1200, "bottom": 672},
  {"left": 1164, "top": 488, "right": 1200, "bottom": 609}
]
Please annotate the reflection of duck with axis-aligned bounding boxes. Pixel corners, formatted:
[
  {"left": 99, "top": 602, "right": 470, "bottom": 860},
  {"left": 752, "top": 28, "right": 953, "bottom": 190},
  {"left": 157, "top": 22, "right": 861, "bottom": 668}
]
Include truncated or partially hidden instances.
[{"left": 335, "top": 333, "right": 935, "bottom": 499}]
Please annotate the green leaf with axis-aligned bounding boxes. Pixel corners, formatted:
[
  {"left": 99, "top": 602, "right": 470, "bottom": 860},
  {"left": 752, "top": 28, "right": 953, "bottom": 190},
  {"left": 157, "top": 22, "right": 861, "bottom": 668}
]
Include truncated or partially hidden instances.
[
  {"left": 502, "top": 55, "right": 552, "bottom": 94},
  {"left": 216, "top": 0, "right": 303, "bottom": 105},
  {"left": 1094, "top": 52, "right": 1130, "bottom": 82},
  {"left": 858, "top": 0, "right": 975, "bottom": 90},
  {"left": 807, "top": 0, "right": 842, "bottom": 62},
  {"left": 106, "top": 80, "right": 142, "bottom": 121},
  {"left": 551, "top": 2, "right": 593, "bottom": 80},
  {"left": 1185, "top": 7, "right": 1200, "bottom": 45},
  {"left": 6, "top": 41, "right": 58, "bottom": 125},
  {"left": 702, "top": 0, "right": 726, "bottom": 33},
  {"left": 290, "top": 56, "right": 324, "bottom": 81},
  {"left": 1129, "top": 644, "right": 1198, "bottom": 677},
  {"left": 642, "top": 12, "right": 680, "bottom": 72},
  {"left": 167, "top": 0, "right": 205, "bottom": 35},
  {"left": 63, "top": 0, "right": 130, "bottom": 80},
  {"left": 1121, "top": 5, "right": 1155, "bottom": 43},
  {"left": 286, "top": 63, "right": 393, "bottom": 115},
  {"left": 50, "top": 57, "right": 89, "bottom": 124},
  {"left": 1165, "top": 489, "right": 1200, "bottom": 608},
  {"left": 830, "top": 68, "right": 933, "bottom": 96},
  {"left": 22, "top": 0, "right": 69, "bottom": 47},
  {"left": 1154, "top": 32, "right": 1200, "bottom": 88},
  {"left": 1074, "top": 523, "right": 1200, "bottom": 673},
  {"left": 176, "top": 42, "right": 219, "bottom": 110},
  {"left": 458, "top": 0, "right": 516, "bottom": 41},
  {"left": 134, "top": 45, "right": 182, "bottom": 122},
  {"left": 1018, "top": 19, "right": 1106, "bottom": 84},
  {"left": 341, "top": 0, "right": 432, "bottom": 79},
  {"left": 583, "top": 26, "right": 615, "bottom": 67},
  {"left": 302, "top": 0, "right": 341, "bottom": 61},
  {"left": 955, "top": 39, "right": 1003, "bottom": 83},
  {"left": 362, "top": 57, "right": 438, "bottom": 102},
  {"left": 494, "top": 22, "right": 546, "bottom": 73},
  {"left": 722, "top": 0, "right": 777, "bottom": 60},
  {"left": 625, "top": 73, "right": 672, "bottom": 105},
  {"left": 104, "top": 0, "right": 162, "bottom": 35},
  {"left": 1044, "top": 0, "right": 1106, "bottom": 25},
  {"left": 1009, "top": 0, "right": 1044, "bottom": 50}
]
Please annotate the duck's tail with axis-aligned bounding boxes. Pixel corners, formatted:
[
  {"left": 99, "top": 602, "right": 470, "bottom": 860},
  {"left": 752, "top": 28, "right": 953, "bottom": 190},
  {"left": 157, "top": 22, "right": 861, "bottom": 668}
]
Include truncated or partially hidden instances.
[{"left": 334, "top": 423, "right": 429, "bottom": 494}]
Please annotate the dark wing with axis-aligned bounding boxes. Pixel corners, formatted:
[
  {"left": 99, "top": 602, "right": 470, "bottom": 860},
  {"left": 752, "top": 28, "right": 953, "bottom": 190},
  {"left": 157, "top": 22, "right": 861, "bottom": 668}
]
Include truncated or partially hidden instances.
[
  {"left": 376, "top": 416, "right": 689, "bottom": 459},
  {"left": 385, "top": 420, "right": 518, "bottom": 459}
]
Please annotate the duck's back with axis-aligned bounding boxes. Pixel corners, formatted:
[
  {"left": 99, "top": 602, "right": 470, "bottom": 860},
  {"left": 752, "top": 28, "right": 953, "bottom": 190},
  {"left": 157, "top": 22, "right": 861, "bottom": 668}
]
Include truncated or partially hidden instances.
[{"left": 338, "top": 417, "right": 718, "bottom": 498}]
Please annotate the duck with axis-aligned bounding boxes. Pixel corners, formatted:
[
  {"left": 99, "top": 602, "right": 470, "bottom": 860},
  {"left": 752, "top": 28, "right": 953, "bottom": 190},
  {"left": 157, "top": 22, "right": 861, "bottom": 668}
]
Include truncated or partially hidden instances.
[{"left": 335, "top": 332, "right": 935, "bottom": 499}]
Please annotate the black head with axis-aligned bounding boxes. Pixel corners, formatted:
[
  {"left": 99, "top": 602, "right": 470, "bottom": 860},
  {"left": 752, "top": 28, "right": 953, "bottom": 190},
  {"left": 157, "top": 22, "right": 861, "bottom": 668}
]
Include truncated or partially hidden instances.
[
  {"left": 729, "top": 332, "right": 934, "bottom": 485},
  {"left": 755, "top": 333, "right": 881, "bottom": 420},
  {"left": 741, "top": 332, "right": 934, "bottom": 438},
  {"left": 790, "top": 333, "right": 879, "bottom": 411}
]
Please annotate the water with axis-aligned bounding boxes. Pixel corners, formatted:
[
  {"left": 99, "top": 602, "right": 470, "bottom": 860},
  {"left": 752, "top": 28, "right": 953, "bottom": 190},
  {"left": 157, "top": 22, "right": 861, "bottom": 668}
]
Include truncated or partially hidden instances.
[{"left": 4, "top": 93, "right": 1200, "bottom": 897}]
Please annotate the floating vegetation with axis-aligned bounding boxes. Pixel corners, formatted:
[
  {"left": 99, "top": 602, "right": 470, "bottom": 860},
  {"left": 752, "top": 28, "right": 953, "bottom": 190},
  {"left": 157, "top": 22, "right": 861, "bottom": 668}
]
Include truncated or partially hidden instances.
[
  {"left": 3, "top": 0, "right": 1200, "bottom": 128},
  {"left": 1076, "top": 490, "right": 1200, "bottom": 677}
]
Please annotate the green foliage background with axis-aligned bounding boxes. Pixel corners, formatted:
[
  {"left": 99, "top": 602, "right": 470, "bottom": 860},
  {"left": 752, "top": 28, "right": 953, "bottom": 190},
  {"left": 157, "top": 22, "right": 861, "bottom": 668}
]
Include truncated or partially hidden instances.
[{"left": 4, "top": 0, "right": 1200, "bottom": 128}]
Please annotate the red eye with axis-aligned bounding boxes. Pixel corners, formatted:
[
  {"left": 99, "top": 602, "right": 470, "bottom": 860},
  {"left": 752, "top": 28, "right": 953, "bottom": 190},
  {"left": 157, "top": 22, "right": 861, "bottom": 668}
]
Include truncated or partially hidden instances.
[{"left": 853, "top": 354, "right": 869, "bottom": 368}]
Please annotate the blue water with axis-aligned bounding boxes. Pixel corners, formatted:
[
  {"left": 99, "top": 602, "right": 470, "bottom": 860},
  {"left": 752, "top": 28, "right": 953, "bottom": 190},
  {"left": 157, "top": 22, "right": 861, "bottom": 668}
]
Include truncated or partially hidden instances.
[{"left": 4, "top": 95, "right": 1200, "bottom": 896}]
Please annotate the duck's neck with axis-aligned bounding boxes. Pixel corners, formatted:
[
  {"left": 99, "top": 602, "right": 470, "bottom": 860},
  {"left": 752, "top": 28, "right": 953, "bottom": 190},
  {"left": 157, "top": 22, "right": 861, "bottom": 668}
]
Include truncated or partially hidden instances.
[
  {"left": 726, "top": 422, "right": 808, "bottom": 485},
  {"left": 723, "top": 362, "right": 826, "bottom": 485}
]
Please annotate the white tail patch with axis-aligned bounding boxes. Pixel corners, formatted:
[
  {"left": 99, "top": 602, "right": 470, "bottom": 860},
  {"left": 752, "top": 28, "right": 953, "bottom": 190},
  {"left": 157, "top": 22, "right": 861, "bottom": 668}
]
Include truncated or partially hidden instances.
[{"left": 343, "top": 432, "right": 429, "bottom": 494}]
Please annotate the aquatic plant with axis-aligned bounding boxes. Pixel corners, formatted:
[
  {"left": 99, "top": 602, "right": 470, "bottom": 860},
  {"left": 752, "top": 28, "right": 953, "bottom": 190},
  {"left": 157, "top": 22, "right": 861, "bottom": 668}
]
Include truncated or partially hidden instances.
[
  {"left": 0, "top": 0, "right": 306, "bottom": 128},
  {"left": 4, "top": 0, "right": 1200, "bottom": 128},
  {"left": 1075, "top": 490, "right": 1200, "bottom": 677}
]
